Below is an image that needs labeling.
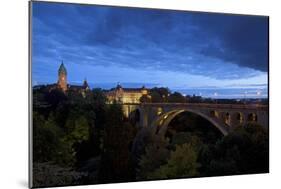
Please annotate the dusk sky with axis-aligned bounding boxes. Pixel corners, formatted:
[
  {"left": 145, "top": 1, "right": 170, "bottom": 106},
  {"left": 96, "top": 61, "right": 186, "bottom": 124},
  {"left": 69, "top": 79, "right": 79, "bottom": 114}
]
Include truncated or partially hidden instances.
[{"left": 32, "top": 2, "right": 268, "bottom": 98}]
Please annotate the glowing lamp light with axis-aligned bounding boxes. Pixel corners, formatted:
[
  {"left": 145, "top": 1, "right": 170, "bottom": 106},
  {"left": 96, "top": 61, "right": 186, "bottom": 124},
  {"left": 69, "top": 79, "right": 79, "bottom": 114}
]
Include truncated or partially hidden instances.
[{"left": 157, "top": 107, "right": 162, "bottom": 115}]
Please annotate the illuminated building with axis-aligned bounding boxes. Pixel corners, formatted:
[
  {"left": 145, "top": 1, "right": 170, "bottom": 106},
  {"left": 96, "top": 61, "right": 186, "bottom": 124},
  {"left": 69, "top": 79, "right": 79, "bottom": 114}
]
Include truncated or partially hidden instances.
[
  {"left": 106, "top": 83, "right": 150, "bottom": 104},
  {"left": 34, "top": 62, "right": 149, "bottom": 102},
  {"left": 57, "top": 62, "right": 68, "bottom": 91},
  {"left": 34, "top": 62, "right": 90, "bottom": 95},
  {"left": 57, "top": 62, "right": 90, "bottom": 94}
]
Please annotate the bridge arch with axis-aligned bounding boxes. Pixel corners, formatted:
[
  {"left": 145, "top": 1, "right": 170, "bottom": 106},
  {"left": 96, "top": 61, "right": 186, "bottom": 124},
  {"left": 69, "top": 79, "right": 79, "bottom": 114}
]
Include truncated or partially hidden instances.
[
  {"left": 247, "top": 113, "right": 258, "bottom": 122},
  {"left": 210, "top": 110, "right": 219, "bottom": 118},
  {"left": 224, "top": 112, "right": 231, "bottom": 126},
  {"left": 232, "top": 112, "right": 244, "bottom": 126},
  {"left": 151, "top": 109, "right": 229, "bottom": 136},
  {"left": 124, "top": 103, "right": 268, "bottom": 132}
]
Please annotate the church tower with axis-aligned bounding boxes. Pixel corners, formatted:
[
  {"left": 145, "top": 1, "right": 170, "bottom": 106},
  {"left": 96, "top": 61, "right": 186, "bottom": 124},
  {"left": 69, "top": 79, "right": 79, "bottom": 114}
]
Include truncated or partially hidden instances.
[{"left": 57, "top": 61, "right": 67, "bottom": 91}]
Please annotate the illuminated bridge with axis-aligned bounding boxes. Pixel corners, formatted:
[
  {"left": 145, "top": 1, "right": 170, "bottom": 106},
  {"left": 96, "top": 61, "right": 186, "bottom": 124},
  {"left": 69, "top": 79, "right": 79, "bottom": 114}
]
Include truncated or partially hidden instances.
[{"left": 122, "top": 103, "right": 269, "bottom": 136}]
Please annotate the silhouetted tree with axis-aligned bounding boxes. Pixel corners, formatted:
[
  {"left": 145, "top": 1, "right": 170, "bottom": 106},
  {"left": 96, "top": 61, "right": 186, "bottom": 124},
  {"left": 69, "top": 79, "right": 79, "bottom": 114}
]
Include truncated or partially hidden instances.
[
  {"left": 140, "top": 95, "right": 152, "bottom": 103},
  {"left": 149, "top": 87, "right": 170, "bottom": 102},
  {"left": 98, "top": 103, "right": 136, "bottom": 183},
  {"left": 167, "top": 92, "right": 186, "bottom": 103},
  {"left": 198, "top": 123, "right": 269, "bottom": 176},
  {"left": 137, "top": 134, "right": 170, "bottom": 179}
]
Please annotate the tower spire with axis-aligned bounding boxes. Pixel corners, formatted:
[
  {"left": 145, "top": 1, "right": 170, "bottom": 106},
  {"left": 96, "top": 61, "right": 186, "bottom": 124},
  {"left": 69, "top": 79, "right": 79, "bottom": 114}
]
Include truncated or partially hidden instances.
[
  {"left": 83, "top": 77, "right": 90, "bottom": 90},
  {"left": 57, "top": 61, "right": 67, "bottom": 91}
]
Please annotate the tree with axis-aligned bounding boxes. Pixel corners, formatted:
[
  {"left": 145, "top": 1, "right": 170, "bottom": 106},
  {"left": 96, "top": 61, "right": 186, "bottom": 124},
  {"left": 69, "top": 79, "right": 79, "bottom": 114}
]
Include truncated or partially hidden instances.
[
  {"left": 45, "top": 88, "right": 67, "bottom": 109},
  {"left": 170, "top": 132, "right": 203, "bottom": 151},
  {"left": 188, "top": 95, "right": 203, "bottom": 103},
  {"left": 167, "top": 92, "right": 186, "bottom": 103},
  {"left": 166, "top": 112, "right": 223, "bottom": 144},
  {"left": 33, "top": 112, "right": 63, "bottom": 163},
  {"left": 150, "top": 91, "right": 164, "bottom": 103},
  {"left": 148, "top": 143, "right": 199, "bottom": 179},
  {"left": 137, "top": 137, "right": 170, "bottom": 179},
  {"left": 140, "top": 95, "right": 152, "bottom": 103},
  {"left": 149, "top": 87, "right": 170, "bottom": 102},
  {"left": 229, "top": 123, "right": 269, "bottom": 174},
  {"left": 62, "top": 115, "right": 91, "bottom": 166},
  {"left": 89, "top": 88, "right": 107, "bottom": 105},
  {"left": 67, "top": 116, "right": 90, "bottom": 143},
  {"left": 33, "top": 85, "right": 115, "bottom": 186},
  {"left": 98, "top": 103, "right": 136, "bottom": 183},
  {"left": 33, "top": 112, "right": 75, "bottom": 166},
  {"left": 198, "top": 123, "right": 269, "bottom": 176}
]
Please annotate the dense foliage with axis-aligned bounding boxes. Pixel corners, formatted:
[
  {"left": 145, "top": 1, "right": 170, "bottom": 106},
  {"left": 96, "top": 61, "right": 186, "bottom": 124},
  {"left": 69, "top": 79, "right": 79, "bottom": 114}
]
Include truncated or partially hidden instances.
[
  {"left": 198, "top": 123, "right": 269, "bottom": 176},
  {"left": 136, "top": 120, "right": 268, "bottom": 180},
  {"left": 33, "top": 87, "right": 137, "bottom": 187},
  {"left": 32, "top": 86, "right": 269, "bottom": 187}
]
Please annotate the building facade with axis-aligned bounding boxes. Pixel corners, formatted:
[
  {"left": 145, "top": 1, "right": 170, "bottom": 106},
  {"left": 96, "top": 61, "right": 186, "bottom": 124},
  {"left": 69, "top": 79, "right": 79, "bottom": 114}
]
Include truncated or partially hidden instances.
[
  {"left": 34, "top": 62, "right": 149, "bottom": 103},
  {"left": 56, "top": 62, "right": 90, "bottom": 94},
  {"left": 33, "top": 62, "right": 90, "bottom": 96},
  {"left": 106, "top": 84, "right": 149, "bottom": 104},
  {"left": 55, "top": 63, "right": 148, "bottom": 103}
]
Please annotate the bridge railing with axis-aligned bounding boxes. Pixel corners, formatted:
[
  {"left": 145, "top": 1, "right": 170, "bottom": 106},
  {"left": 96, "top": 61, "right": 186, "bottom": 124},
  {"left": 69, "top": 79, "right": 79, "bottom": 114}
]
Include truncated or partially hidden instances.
[{"left": 122, "top": 102, "right": 268, "bottom": 110}]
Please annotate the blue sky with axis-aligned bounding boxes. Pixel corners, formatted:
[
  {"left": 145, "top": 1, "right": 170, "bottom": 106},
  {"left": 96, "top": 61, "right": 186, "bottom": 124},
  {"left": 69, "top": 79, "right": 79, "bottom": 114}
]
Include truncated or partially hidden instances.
[{"left": 31, "top": 2, "right": 268, "bottom": 98}]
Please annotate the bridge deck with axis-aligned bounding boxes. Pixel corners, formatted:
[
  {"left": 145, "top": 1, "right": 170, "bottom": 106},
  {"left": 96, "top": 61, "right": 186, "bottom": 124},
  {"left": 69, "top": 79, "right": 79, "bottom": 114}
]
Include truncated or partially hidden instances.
[{"left": 122, "top": 103, "right": 268, "bottom": 110}]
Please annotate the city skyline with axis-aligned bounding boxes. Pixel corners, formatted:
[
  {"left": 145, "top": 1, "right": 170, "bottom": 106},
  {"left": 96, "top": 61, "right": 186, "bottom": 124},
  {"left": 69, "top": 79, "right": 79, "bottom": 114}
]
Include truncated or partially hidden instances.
[{"left": 32, "top": 2, "right": 268, "bottom": 98}]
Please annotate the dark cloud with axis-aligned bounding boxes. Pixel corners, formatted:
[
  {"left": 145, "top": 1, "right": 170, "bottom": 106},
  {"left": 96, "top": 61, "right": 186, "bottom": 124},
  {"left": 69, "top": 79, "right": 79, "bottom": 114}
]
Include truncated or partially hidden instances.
[
  {"left": 32, "top": 2, "right": 268, "bottom": 81},
  {"left": 195, "top": 14, "right": 268, "bottom": 72}
]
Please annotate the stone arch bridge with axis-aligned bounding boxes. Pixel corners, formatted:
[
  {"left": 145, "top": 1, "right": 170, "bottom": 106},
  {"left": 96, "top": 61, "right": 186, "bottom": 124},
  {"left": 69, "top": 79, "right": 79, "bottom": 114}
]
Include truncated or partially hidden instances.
[{"left": 122, "top": 103, "right": 268, "bottom": 136}]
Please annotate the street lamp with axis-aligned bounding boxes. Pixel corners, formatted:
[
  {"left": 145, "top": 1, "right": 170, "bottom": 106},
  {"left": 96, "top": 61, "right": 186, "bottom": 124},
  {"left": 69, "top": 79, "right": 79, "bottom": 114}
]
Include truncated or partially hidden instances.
[
  {"left": 214, "top": 92, "right": 218, "bottom": 104},
  {"left": 257, "top": 90, "right": 262, "bottom": 103}
]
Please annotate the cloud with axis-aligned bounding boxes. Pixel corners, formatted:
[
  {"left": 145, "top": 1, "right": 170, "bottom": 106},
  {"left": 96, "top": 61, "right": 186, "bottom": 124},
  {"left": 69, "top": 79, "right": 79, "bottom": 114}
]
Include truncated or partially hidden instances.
[
  {"left": 32, "top": 2, "right": 268, "bottom": 82},
  {"left": 195, "top": 14, "right": 269, "bottom": 72}
]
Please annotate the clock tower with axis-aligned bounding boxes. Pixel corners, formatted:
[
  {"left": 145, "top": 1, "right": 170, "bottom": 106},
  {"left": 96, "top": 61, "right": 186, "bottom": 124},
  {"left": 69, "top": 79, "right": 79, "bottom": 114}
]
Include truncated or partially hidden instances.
[{"left": 57, "top": 61, "right": 67, "bottom": 91}]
